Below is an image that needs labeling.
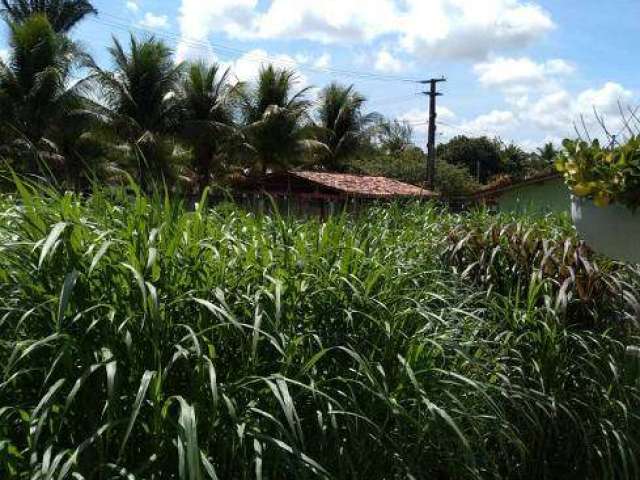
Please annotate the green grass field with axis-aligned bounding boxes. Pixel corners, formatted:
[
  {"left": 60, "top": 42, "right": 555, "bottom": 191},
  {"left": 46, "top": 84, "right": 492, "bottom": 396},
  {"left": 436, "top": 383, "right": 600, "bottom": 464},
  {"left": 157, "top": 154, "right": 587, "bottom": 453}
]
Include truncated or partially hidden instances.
[{"left": 1, "top": 180, "right": 639, "bottom": 479}]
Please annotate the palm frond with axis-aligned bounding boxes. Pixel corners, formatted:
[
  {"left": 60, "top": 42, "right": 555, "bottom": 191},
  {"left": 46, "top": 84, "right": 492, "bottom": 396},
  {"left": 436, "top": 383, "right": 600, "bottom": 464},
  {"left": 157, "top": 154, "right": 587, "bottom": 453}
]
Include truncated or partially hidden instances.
[{"left": 1, "top": 0, "right": 96, "bottom": 32}]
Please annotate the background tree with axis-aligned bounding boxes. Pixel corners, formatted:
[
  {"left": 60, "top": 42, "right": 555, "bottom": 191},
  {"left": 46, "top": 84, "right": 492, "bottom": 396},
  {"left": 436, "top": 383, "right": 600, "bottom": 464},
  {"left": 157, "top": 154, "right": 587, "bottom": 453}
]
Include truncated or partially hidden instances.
[
  {"left": 0, "top": 14, "right": 90, "bottom": 177},
  {"left": 377, "top": 119, "right": 414, "bottom": 156},
  {"left": 537, "top": 142, "right": 559, "bottom": 165},
  {"left": 499, "top": 141, "right": 530, "bottom": 179},
  {"left": 434, "top": 159, "right": 481, "bottom": 195},
  {"left": 437, "top": 135, "right": 502, "bottom": 183},
  {"left": 351, "top": 146, "right": 425, "bottom": 185},
  {"left": 315, "top": 82, "right": 378, "bottom": 171},
  {"left": 1, "top": 0, "right": 96, "bottom": 32},
  {"left": 90, "top": 35, "right": 183, "bottom": 189},
  {"left": 240, "top": 65, "right": 326, "bottom": 175},
  {"left": 353, "top": 144, "right": 479, "bottom": 195},
  {"left": 179, "top": 61, "right": 237, "bottom": 193}
]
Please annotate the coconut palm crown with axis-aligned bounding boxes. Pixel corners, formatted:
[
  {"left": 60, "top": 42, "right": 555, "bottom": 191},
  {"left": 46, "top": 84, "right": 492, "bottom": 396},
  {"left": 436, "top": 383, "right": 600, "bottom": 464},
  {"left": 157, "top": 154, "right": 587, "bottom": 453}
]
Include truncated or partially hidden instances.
[
  {"left": 1, "top": 0, "right": 97, "bottom": 32},
  {"left": 316, "top": 82, "right": 379, "bottom": 171},
  {"left": 178, "top": 61, "right": 237, "bottom": 192},
  {"left": 89, "top": 35, "right": 184, "bottom": 187},
  {"left": 240, "top": 64, "right": 327, "bottom": 175},
  {"left": 0, "top": 14, "right": 89, "bottom": 173}
]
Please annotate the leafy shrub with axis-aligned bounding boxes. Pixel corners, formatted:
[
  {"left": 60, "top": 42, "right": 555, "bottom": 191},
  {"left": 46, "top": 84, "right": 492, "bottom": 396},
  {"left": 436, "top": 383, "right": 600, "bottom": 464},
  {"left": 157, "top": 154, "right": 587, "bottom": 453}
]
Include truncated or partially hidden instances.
[
  {"left": 555, "top": 137, "right": 640, "bottom": 208},
  {"left": 434, "top": 159, "right": 481, "bottom": 195},
  {"left": 444, "top": 215, "right": 639, "bottom": 326}
]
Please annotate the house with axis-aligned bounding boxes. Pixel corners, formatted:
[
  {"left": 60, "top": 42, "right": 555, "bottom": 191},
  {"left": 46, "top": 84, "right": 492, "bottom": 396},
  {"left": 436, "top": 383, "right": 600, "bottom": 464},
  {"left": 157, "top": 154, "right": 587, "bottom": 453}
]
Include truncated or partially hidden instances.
[
  {"left": 234, "top": 171, "right": 437, "bottom": 216},
  {"left": 478, "top": 172, "right": 570, "bottom": 214}
]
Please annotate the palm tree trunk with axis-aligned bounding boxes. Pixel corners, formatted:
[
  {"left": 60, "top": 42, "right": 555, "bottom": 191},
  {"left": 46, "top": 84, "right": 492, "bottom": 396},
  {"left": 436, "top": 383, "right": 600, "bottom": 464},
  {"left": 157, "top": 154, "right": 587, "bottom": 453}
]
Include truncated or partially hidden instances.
[{"left": 196, "top": 144, "right": 212, "bottom": 195}]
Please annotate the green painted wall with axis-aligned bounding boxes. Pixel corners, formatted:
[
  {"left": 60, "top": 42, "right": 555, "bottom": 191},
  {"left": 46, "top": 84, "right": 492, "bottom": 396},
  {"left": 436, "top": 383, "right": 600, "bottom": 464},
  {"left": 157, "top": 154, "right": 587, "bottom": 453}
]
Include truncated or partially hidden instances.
[{"left": 497, "top": 177, "right": 571, "bottom": 215}]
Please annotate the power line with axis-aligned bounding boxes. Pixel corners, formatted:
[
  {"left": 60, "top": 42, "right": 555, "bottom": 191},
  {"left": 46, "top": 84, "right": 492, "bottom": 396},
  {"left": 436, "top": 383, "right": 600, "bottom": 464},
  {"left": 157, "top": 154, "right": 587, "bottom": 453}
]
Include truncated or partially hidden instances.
[
  {"left": 74, "top": 33, "right": 429, "bottom": 122},
  {"left": 367, "top": 93, "right": 423, "bottom": 108},
  {"left": 85, "top": 13, "right": 423, "bottom": 85},
  {"left": 74, "top": 10, "right": 454, "bottom": 138},
  {"left": 437, "top": 120, "right": 498, "bottom": 138}
]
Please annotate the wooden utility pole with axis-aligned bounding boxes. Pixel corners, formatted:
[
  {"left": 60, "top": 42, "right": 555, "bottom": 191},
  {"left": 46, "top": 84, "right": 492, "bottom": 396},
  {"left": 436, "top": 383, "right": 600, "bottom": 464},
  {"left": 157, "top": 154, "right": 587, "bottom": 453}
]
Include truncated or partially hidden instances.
[{"left": 420, "top": 77, "right": 446, "bottom": 190}]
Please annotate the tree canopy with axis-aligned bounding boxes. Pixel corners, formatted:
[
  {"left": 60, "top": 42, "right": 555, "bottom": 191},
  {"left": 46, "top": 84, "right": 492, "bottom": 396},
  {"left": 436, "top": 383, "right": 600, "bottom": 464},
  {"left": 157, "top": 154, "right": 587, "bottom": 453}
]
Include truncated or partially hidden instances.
[{"left": 1, "top": 0, "right": 97, "bottom": 32}]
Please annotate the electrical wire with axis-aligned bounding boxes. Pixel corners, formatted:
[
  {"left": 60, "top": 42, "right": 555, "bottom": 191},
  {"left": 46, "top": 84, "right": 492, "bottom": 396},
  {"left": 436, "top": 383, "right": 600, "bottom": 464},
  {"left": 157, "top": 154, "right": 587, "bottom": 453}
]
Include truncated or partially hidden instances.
[
  {"left": 71, "top": 10, "right": 450, "bottom": 146},
  {"left": 86, "top": 12, "right": 424, "bottom": 84}
]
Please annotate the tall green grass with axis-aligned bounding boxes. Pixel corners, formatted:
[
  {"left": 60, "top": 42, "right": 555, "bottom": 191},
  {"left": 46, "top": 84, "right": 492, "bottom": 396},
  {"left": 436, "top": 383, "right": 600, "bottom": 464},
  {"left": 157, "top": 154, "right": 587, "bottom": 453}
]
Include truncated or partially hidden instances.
[{"left": 1, "top": 180, "right": 639, "bottom": 479}]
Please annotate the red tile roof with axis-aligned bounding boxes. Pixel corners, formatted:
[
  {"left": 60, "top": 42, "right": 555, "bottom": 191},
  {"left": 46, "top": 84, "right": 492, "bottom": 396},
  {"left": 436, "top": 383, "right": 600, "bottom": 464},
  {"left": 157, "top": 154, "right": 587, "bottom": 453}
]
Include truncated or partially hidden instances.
[{"left": 291, "top": 171, "right": 435, "bottom": 198}]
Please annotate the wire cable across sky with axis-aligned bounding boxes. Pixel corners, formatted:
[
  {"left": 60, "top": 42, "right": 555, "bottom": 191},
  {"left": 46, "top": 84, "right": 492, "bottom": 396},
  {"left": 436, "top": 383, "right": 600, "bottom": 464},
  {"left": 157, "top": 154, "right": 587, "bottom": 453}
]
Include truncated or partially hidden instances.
[{"left": 87, "top": 12, "right": 425, "bottom": 85}]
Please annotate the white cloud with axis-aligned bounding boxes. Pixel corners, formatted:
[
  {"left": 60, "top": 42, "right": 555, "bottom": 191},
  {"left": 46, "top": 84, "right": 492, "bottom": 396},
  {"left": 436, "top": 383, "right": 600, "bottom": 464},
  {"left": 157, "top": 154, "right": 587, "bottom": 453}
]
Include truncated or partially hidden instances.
[
  {"left": 545, "top": 59, "right": 575, "bottom": 76},
  {"left": 524, "top": 82, "right": 634, "bottom": 135},
  {"left": 399, "top": 79, "right": 635, "bottom": 148},
  {"left": 505, "top": 93, "right": 530, "bottom": 109},
  {"left": 400, "top": 107, "right": 518, "bottom": 143},
  {"left": 576, "top": 82, "right": 633, "bottom": 116},
  {"left": 177, "top": 0, "right": 554, "bottom": 62},
  {"left": 224, "top": 49, "right": 310, "bottom": 88},
  {"left": 139, "top": 12, "right": 169, "bottom": 29},
  {"left": 176, "top": 0, "right": 257, "bottom": 61},
  {"left": 396, "top": 0, "right": 554, "bottom": 60},
  {"left": 178, "top": 0, "right": 257, "bottom": 41},
  {"left": 526, "top": 90, "right": 572, "bottom": 131},
  {"left": 474, "top": 57, "right": 574, "bottom": 89},
  {"left": 227, "top": 49, "right": 271, "bottom": 83},
  {"left": 0, "top": 49, "right": 8, "bottom": 63},
  {"left": 457, "top": 110, "right": 517, "bottom": 135},
  {"left": 246, "top": 0, "right": 399, "bottom": 44},
  {"left": 313, "top": 53, "right": 331, "bottom": 69},
  {"left": 457, "top": 81, "right": 636, "bottom": 148},
  {"left": 374, "top": 49, "right": 405, "bottom": 73},
  {"left": 126, "top": 1, "right": 139, "bottom": 12}
]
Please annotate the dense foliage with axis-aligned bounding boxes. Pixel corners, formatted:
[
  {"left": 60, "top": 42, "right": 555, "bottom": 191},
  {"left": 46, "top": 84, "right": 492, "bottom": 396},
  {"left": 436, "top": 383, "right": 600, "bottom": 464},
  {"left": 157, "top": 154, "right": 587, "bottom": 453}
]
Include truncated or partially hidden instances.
[
  {"left": 437, "top": 135, "right": 552, "bottom": 184},
  {"left": 437, "top": 135, "right": 503, "bottom": 183},
  {"left": 556, "top": 137, "right": 640, "bottom": 208},
  {"left": 0, "top": 14, "right": 91, "bottom": 178},
  {"left": 1, "top": 180, "right": 639, "bottom": 479},
  {"left": 351, "top": 148, "right": 480, "bottom": 196},
  {"left": 0, "top": 0, "right": 96, "bottom": 32}
]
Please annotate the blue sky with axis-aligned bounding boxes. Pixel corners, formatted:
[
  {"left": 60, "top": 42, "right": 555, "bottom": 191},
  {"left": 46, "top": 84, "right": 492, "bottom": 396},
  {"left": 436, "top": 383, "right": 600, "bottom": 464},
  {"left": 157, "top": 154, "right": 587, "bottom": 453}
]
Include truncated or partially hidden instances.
[{"left": 1, "top": 0, "right": 639, "bottom": 150}]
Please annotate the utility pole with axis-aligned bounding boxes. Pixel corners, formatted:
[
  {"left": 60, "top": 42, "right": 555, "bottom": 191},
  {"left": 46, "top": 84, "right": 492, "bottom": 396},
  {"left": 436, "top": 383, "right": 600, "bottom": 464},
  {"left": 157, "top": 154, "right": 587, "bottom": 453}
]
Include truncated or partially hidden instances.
[{"left": 420, "top": 77, "right": 446, "bottom": 190}]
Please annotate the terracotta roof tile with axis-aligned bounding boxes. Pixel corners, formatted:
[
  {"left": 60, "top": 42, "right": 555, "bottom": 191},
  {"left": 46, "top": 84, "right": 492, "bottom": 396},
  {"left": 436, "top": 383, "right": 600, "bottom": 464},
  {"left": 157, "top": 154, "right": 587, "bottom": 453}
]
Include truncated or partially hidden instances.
[{"left": 292, "top": 171, "right": 435, "bottom": 198}]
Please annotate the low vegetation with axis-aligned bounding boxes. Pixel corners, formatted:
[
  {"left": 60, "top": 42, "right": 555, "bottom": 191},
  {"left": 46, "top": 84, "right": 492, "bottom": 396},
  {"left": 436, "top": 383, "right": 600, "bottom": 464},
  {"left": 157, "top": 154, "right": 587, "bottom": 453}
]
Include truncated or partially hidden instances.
[
  {"left": 1, "top": 3, "right": 639, "bottom": 479},
  {"left": 1, "top": 179, "right": 639, "bottom": 479}
]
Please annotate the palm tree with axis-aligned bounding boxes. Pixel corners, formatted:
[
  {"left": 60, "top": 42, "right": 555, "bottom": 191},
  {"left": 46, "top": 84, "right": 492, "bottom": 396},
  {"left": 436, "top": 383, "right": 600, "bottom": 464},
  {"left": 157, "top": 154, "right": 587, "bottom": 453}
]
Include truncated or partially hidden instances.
[
  {"left": 0, "top": 14, "right": 91, "bottom": 177},
  {"left": 239, "top": 65, "right": 326, "bottom": 175},
  {"left": 377, "top": 119, "right": 414, "bottom": 156},
  {"left": 179, "top": 61, "right": 237, "bottom": 193},
  {"left": 1, "top": 0, "right": 97, "bottom": 32},
  {"left": 537, "top": 142, "right": 558, "bottom": 165},
  {"left": 90, "top": 35, "right": 183, "bottom": 189},
  {"left": 500, "top": 142, "right": 530, "bottom": 178},
  {"left": 315, "top": 82, "right": 379, "bottom": 171}
]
